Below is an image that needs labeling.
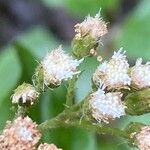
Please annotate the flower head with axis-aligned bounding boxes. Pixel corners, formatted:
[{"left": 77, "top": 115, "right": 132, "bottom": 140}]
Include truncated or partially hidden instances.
[
  {"left": 0, "top": 116, "right": 41, "bottom": 150},
  {"left": 38, "top": 143, "right": 62, "bottom": 150},
  {"left": 93, "top": 48, "right": 131, "bottom": 90},
  {"left": 75, "top": 11, "right": 107, "bottom": 41},
  {"left": 41, "top": 46, "right": 83, "bottom": 87},
  {"left": 135, "top": 126, "right": 150, "bottom": 150},
  {"left": 130, "top": 58, "right": 150, "bottom": 89},
  {"left": 12, "top": 83, "right": 39, "bottom": 105},
  {"left": 89, "top": 85, "right": 126, "bottom": 123}
]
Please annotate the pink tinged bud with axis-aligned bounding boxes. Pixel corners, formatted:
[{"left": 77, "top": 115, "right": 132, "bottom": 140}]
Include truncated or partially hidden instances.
[
  {"left": 38, "top": 143, "right": 62, "bottom": 150},
  {"left": 136, "top": 126, "right": 150, "bottom": 150},
  {"left": 75, "top": 11, "right": 107, "bottom": 41},
  {"left": 0, "top": 116, "right": 41, "bottom": 150}
]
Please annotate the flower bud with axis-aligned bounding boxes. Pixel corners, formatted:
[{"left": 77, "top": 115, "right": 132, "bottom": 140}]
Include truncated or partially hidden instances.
[
  {"left": 38, "top": 143, "right": 62, "bottom": 150},
  {"left": 75, "top": 12, "right": 107, "bottom": 41},
  {"left": 35, "top": 45, "right": 83, "bottom": 89},
  {"left": 125, "top": 88, "right": 150, "bottom": 115},
  {"left": 135, "top": 126, "right": 150, "bottom": 150},
  {"left": 12, "top": 83, "right": 39, "bottom": 105},
  {"left": 130, "top": 58, "right": 150, "bottom": 89},
  {"left": 72, "top": 12, "right": 107, "bottom": 58},
  {"left": 126, "top": 122, "right": 150, "bottom": 150},
  {"left": 89, "top": 85, "right": 126, "bottom": 124},
  {"left": 93, "top": 48, "right": 131, "bottom": 90},
  {"left": 0, "top": 116, "right": 41, "bottom": 150}
]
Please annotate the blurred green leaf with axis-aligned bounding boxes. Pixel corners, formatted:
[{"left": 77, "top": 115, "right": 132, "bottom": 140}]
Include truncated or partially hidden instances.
[
  {"left": 16, "top": 27, "right": 58, "bottom": 59},
  {"left": 116, "top": 0, "right": 150, "bottom": 60},
  {"left": 72, "top": 129, "right": 97, "bottom": 150},
  {"left": 0, "top": 46, "right": 21, "bottom": 129},
  {"left": 65, "top": 0, "right": 119, "bottom": 17},
  {"left": 14, "top": 43, "right": 37, "bottom": 82},
  {"left": 76, "top": 57, "right": 98, "bottom": 101}
]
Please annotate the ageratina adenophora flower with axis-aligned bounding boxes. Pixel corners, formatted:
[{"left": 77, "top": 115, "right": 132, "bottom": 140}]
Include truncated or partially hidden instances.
[
  {"left": 89, "top": 85, "right": 126, "bottom": 123},
  {"left": 75, "top": 12, "right": 107, "bottom": 41},
  {"left": 12, "top": 83, "right": 39, "bottom": 105},
  {"left": 135, "top": 126, "right": 150, "bottom": 150},
  {"left": 0, "top": 116, "right": 41, "bottom": 150},
  {"left": 38, "top": 143, "right": 62, "bottom": 150},
  {"left": 41, "top": 46, "right": 83, "bottom": 87},
  {"left": 93, "top": 48, "right": 131, "bottom": 90},
  {"left": 130, "top": 58, "right": 150, "bottom": 89}
]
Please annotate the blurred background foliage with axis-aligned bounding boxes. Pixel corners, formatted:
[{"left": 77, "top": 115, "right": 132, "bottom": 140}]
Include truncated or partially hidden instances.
[{"left": 0, "top": 0, "right": 150, "bottom": 149}]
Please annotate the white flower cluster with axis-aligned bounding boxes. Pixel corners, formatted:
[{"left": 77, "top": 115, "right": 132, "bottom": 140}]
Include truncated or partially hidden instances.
[
  {"left": 75, "top": 12, "right": 107, "bottom": 41},
  {"left": 90, "top": 48, "right": 150, "bottom": 123},
  {"left": 93, "top": 48, "right": 131, "bottom": 90},
  {"left": 131, "top": 58, "right": 150, "bottom": 89},
  {"left": 89, "top": 85, "right": 125, "bottom": 123},
  {"left": 135, "top": 126, "right": 150, "bottom": 150},
  {"left": 93, "top": 48, "right": 150, "bottom": 90},
  {"left": 41, "top": 46, "right": 83, "bottom": 87},
  {"left": 0, "top": 116, "right": 41, "bottom": 150},
  {"left": 12, "top": 83, "right": 39, "bottom": 105}
]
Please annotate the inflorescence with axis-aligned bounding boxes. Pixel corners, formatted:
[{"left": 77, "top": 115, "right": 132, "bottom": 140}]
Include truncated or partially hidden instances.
[{"left": 0, "top": 11, "right": 150, "bottom": 150}]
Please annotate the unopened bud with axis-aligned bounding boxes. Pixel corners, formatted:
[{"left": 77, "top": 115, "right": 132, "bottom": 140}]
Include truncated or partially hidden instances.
[{"left": 12, "top": 83, "right": 39, "bottom": 105}]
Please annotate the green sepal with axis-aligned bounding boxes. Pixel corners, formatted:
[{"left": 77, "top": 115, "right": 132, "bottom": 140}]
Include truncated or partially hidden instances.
[
  {"left": 125, "top": 88, "right": 150, "bottom": 115},
  {"left": 72, "top": 36, "right": 98, "bottom": 59}
]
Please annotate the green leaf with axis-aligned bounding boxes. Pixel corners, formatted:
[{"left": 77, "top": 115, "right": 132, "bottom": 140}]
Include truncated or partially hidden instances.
[
  {"left": 65, "top": 0, "right": 119, "bottom": 17},
  {"left": 72, "top": 129, "right": 97, "bottom": 150},
  {"left": 14, "top": 42, "right": 37, "bottom": 82},
  {"left": 76, "top": 57, "right": 98, "bottom": 101},
  {"left": 0, "top": 46, "right": 21, "bottom": 129},
  {"left": 116, "top": 0, "right": 150, "bottom": 60},
  {"left": 16, "top": 27, "right": 58, "bottom": 59}
]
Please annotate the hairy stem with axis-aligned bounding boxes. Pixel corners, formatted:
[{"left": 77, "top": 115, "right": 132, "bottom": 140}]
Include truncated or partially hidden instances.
[
  {"left": 66, "top": 76, "right": 78, "bottom": 107},
  {"left": 38, "top": 108, "right": 128, "bottom": 140}
]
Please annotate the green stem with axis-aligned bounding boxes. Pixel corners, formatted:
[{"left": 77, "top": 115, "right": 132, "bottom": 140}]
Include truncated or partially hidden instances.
[
  {"left": 38, "top": 109, "right": 128, "bottom": 140},
  {"left": 38, "top": 94, "right": 129, "bottom": 141},
  {"left": 66, "top": 76, "right": 78, "bottom": 108}
]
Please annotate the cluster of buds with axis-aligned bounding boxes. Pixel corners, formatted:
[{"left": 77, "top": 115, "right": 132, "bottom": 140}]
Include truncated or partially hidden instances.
[
  {"left": 0, "top": 116, "right": 62, "bottom": 150},
  {"left": 90, "top": 48, "right": 150, "bottom": 123},
  {"left": 74, "top": 12, "right": 107, "bottom": 41},
  {"left": 36, "top": 45, "right": 83, "bottom": 89},
  {"left": 72, "top": 12, "right": 107, "bottom": 58},
  {"left": 93, "top": 48, "right": 150, "bottom": 90},
  {"left": 93, "top": 48, "right": 131, "bottom": 90},
  {"left": 0, "top": 116, "right": 41, "bottom": 150},
  {"left": 89, "top": 84, "right": 126, "bottom": 123},
  {"left": 130, "top": 58, "right": 150, "bottom": 89}
]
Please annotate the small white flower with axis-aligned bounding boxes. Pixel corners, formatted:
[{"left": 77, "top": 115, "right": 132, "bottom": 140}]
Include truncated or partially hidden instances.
[
  {"left": 93, "top": 48, "right": 131, "bottom": 90},
  {"left": 18, "top": 127, "right": 32, "bottom": 141},
  {"left": 12, "top": 83, "right": 39, "bottom": 105},
  {"left": 42, "top": 45, "right": 83, "bottom": 87},
  {"left": 130, "top": 58, "right": 150, "bottom": 89},
  {"left": 89, "top": 85, "right": 126, "bottom": 123},
  {"left": 136, "top": 126, "right": 150, "bottom": 150},
  {"left": 75, "top": 11, "right": 107, "bottom": 40}
]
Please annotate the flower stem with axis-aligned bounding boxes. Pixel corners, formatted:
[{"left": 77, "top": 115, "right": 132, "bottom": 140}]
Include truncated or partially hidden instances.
[{"left": 65, "top": 76, "right": 78, "bottom": 108}]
